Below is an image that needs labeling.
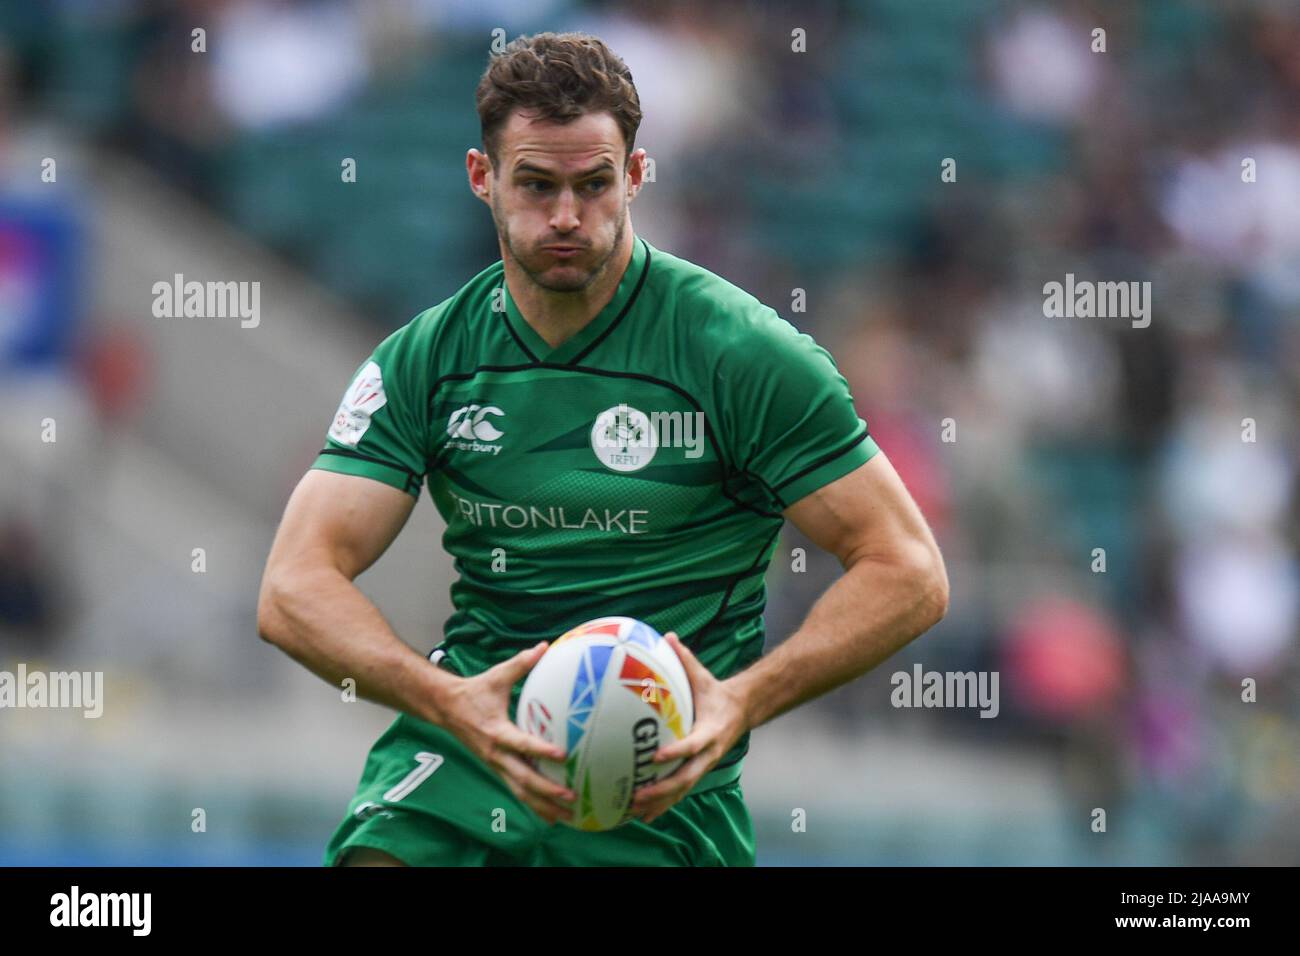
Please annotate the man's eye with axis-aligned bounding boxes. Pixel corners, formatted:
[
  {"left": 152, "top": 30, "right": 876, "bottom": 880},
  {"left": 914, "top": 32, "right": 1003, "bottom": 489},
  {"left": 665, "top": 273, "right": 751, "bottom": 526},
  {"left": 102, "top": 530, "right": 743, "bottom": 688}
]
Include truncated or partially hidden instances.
[{"left": 522, "top": 179, "right": 606, "bottom": 194}]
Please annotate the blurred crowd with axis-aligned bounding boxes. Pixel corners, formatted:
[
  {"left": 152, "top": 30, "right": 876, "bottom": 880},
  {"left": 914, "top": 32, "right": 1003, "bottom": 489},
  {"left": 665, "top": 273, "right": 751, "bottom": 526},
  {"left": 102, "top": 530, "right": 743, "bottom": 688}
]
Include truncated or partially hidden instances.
[{"left": 2, "top": 0, "right": 1297, "bottom": 863}]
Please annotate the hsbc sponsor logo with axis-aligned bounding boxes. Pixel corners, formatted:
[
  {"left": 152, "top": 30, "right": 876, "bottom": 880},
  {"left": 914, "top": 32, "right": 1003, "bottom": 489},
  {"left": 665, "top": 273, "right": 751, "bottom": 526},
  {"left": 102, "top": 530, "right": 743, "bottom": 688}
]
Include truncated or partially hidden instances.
[{"left": 447, "top": 404, "right": 505, "bottom": 455}]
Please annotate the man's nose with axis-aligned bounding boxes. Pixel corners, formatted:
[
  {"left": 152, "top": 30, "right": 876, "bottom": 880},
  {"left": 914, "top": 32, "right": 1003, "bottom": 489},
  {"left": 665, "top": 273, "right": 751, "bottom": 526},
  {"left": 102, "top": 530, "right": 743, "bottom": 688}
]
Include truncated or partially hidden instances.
[{"left": 550, "top": 187, "right": 581, "bottom": 232}]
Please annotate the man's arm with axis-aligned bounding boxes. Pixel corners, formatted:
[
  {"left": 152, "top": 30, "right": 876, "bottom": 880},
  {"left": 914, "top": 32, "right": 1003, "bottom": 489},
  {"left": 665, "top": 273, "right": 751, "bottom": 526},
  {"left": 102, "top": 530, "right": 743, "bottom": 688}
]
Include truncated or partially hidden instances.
[
  {"left": 257, "top": 469, "right": 575, "bottom": 822},
  {"left": 631, "top": 449, "right": 947, "bottom": 822},
  {"left": 730, "top": 449, "right": 949, "bottom": 729},
  {"left": 256, "top": 468, "right": 449, "bottom": 721}
]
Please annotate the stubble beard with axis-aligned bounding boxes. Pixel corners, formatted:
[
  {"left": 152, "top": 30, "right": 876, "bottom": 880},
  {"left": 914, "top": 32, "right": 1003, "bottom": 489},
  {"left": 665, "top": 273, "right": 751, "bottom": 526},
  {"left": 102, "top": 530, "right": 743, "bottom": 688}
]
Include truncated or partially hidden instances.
[{"left": 494, "top": 192, "right": 627, "bottom": 294}]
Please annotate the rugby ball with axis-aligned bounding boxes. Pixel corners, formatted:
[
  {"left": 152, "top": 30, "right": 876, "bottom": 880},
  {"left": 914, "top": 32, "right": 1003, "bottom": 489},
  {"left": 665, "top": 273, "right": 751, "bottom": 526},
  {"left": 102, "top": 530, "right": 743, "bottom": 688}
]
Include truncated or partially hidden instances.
[{"left": 517, "top": 616, "right": 694, "bottom": 831}]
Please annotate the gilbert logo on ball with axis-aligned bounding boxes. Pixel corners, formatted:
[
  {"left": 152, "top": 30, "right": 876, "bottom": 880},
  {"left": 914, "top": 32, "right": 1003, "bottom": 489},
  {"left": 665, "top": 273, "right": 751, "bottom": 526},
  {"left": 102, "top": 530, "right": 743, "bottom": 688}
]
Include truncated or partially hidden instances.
[{"left": 517, "top": 616, "right": 694, "bottom": 831}]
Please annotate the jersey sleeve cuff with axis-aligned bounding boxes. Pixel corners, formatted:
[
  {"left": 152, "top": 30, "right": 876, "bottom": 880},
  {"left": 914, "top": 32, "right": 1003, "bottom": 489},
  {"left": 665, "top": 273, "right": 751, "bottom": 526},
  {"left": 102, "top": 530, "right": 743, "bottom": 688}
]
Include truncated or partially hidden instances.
[
  {"left": 311, "top": 448, "right": 423, "bottom": 498},
  {"left": 773, "top": 432, "right": 880, "bottom": 507}
]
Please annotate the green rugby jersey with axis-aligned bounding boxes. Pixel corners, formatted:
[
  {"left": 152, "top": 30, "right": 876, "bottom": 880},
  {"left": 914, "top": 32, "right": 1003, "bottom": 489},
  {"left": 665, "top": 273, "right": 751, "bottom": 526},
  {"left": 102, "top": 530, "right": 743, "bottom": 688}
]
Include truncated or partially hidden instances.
[{"left": 312, "top": 235, "right": 880, "bottom": 771}]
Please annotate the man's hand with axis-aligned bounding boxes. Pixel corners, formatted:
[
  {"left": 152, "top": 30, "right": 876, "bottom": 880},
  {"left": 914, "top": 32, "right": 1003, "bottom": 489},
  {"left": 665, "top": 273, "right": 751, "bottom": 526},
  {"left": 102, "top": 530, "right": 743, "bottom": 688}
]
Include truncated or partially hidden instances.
[
  {"left": 628, "top": 632, "right": 750, "bottom": 825},
  {"left": 437, "top": 641, "right": 576, "bottom": 825}
]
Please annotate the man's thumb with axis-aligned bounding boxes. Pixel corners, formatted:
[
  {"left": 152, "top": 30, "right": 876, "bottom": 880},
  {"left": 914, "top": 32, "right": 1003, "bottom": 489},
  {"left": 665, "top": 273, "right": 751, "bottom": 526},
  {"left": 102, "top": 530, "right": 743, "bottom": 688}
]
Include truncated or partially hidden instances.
[{"left": 494, "top": 640, "right": 548, "bottom": 685}]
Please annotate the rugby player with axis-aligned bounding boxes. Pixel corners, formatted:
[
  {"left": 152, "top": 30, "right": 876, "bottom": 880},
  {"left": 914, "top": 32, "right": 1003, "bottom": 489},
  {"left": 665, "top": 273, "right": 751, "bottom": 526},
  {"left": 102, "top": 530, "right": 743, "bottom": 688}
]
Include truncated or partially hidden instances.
[{"left": 257, "top": 31, "right": 948, "bottom": 866}]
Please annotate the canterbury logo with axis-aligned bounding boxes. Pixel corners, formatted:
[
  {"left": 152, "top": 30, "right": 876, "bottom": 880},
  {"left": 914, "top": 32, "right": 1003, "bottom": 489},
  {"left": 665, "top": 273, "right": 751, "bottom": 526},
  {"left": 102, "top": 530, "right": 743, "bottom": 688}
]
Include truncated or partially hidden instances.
[{"left": 447, "top": 404, "right": 505, "bottom": 441}]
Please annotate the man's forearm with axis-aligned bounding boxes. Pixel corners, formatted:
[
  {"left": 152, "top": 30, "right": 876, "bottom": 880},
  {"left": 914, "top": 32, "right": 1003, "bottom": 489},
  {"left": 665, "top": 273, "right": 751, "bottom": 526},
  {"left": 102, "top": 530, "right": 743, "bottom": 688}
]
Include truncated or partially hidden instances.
[
  {"left": 257, "top": 564, "right": 454, "bottom": 725},
  {"left": 727, "top": 552, "right": 947, "bottom": 731}
]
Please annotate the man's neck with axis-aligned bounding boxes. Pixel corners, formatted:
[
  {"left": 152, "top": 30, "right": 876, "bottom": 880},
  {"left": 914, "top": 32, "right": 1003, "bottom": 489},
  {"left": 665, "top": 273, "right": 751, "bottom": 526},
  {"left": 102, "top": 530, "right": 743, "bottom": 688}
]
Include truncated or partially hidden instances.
[{"left": 503, "top": 228, "right": 635, "bottom": 351}]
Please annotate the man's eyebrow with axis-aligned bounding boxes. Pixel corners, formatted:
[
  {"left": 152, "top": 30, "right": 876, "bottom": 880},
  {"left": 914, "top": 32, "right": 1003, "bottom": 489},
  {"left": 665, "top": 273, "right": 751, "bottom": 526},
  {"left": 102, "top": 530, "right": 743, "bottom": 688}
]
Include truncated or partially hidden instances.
[{"left": 512, "top": 160, "right": 616, "bottom": 178}]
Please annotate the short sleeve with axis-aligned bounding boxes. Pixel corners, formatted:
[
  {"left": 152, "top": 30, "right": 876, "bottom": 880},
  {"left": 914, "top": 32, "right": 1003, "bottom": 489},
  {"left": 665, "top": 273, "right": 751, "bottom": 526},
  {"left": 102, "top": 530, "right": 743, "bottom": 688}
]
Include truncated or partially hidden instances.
[
  {"left": 718, "top": 310, "right": 879, "bottom": 508},
  {"left": 310, "top": 320, "right": 431, "bottom": 497}
]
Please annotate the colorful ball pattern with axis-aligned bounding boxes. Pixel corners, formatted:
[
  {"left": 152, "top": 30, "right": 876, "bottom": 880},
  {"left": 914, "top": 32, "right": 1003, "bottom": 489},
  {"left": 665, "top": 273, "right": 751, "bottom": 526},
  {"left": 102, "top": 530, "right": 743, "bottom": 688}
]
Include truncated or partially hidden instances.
[{"left": 517, "top": 616, "right": 695, "bottom": 831}]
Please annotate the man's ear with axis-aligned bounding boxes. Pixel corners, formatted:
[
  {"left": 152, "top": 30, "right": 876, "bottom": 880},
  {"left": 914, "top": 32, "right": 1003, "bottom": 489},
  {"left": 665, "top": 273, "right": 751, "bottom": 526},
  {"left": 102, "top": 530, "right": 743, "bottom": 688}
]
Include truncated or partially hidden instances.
[
  {"left": 626, "top": 148, "right": 648, "bottom": 197},
  {"left": 467, "top": 147, "right": 493, "bottom": 201}
]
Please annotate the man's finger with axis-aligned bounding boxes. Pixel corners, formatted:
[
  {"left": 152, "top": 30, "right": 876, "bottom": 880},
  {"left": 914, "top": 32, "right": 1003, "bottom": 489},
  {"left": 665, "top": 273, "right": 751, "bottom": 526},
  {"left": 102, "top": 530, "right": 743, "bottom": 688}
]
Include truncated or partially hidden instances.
[
  {"left": 636, "top": 779, "right": 692, "bottom": 824},
  {"left": 638, "top": 777, "right": 698, "bottom": 823},
  {"left": 664, "top": 632, "right": 705, "bottom": 678},
  {"left": 498, "top": 722, "right": 567, "bottom": 763},
  {"left": 488, "top": 640, "right": 549, "bottom": 687},
  {"left": 633, "top": 771, "right": 687, "bottom": 809},
  {"left": 500, "top": 752, "right": 574, "bottom": 822},
  {"left": 635, "top": 748, "right": 713, "bottom": 811},
  {"left": 499, "top": 750, "right": 575, "bottom": 806},
  {"left": 653, "top": 727, "right": 708, "bottom": 764},
  {"left": 500, "top": 767, "right": 565, "bottom": 825},
  {"left": 633, "top": 772, "right": 691, "bottom": 814},
  {"left": 501, "top": 776, "right": 562, "bottom": 825}
]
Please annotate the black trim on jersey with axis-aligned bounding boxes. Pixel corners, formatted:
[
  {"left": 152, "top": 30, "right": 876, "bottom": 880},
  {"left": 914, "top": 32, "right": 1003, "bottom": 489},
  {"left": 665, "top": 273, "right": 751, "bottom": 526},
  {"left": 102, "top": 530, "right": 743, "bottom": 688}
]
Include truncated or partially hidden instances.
[
  {"left": 771, "top": 430, "right": 870, "bottom": 495},
  {"left": 711, "top": 749, "right": 746, "bottom": 773},
  {"left": 566, "top": 237, "right": 652, "bottom": 366},
  {"left": 737, "top": 464, "right": 787, "bottom": 512},
  {"left": 691, "top": 523, "right": 783, "bottom": 641},
  {"left": 429, "top": 362, "right": 539, "bottom": 400},
  {"left": 494, "top": 237, "right": 652, "bottom": 367},
  {"left": 500, "top": 309, "right": 538, "bottom": 362},
  {"left": 318, "top": 447, "right": 422, "bottom": 487}
]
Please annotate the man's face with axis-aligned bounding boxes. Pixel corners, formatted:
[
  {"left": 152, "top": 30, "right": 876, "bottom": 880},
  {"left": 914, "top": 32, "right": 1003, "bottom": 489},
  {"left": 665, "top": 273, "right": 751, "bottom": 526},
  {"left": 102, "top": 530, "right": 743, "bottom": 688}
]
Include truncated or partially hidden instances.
[{"left": 476, "top": 109, "right": 639, "bottom": 293}]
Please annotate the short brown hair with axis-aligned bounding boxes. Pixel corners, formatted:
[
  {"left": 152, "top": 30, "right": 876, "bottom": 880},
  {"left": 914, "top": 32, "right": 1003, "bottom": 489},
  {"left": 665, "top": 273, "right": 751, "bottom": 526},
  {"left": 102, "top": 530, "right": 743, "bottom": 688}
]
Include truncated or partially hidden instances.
[{"left": 475, "top": 32, "right": 642, "bottom": 168}]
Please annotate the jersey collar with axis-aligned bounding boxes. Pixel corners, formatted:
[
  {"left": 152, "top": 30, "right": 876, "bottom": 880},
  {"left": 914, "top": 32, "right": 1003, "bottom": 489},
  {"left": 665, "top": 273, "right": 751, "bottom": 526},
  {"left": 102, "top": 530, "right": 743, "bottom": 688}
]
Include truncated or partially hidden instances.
[{"left": 500, "top": 234, "right": 651, "bottom": 366}]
